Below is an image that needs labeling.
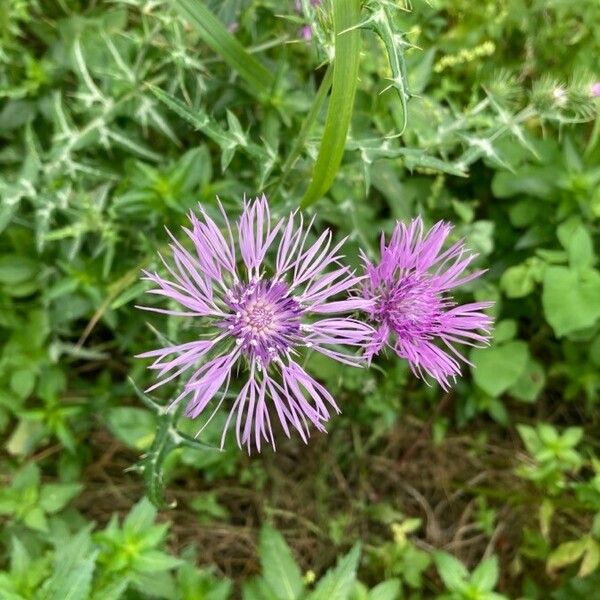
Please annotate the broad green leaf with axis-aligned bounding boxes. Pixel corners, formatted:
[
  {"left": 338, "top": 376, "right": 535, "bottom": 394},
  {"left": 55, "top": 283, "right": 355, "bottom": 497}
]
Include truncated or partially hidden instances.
[
  {"left": 301, "top": 0, "right": 362, "bottom": 207},
  {"left": 470, "top": 556, "right": 499, "bottom": 592},
  {"left": 500, "top": 264, "right": 536, "bottom": 298},
  {"left": 351, "top": 581, "right": 369, "bottom": 600},
  {"left": 137, "top": 523, "right": 170, "bottom": 550},
  {"left": 557, "top": 218, "right": 595, "bottom": 269},
  {"left": 537, "top": 423, "right": 559, "bottom": 445},
  {"left": 6, "top": 420, "right": 45, "bottom": 457},
  {"left": 90, "top": 579, "right": 129, "bottom": 600},
  {"left": 132, "top": 572, "right": 176, "bottom": 598},
  {"left": 493, "top": 320, "right": 517, "bottom": 344},
  {"left": 10, "top": 537, "right": 31, "bottom": 580},
  {"left": 12, "top": 462, "right": 41, "bottom": 490},
  {"left": 307, "top": 544, "right": 361, "bottom": 600},
  {"left": 508, "top": 358, "right": 545, "bottom": 402},
  {"left": 0, "top": 588, "right": 28, "bottom": 600},
  {"left": 10, "top": 368, "right": 36, "bottom": 399},
  {"left": 0, "top": 255, "right": 39, "bottom": 285},
  {"left": 23, "top": 507, "right": 48, "bottom": 533},
  {"left": 169, "top": 0, "right": 274, "bottom": 98},
  {"left": 561, "top": 427, "right": 583, "bottom": 447},
  {"left": 242, "top": 577, "right": 279, "bottom": 600},
  {"left": 369, "top": 579, "right": 401, "bottom": 600},
  {"left": 491, "top": 166, "right": 557, "bottom": 199},
  {"left": 579, "top": 539, "right": 600, "bottom": 578},
  {"left": 39, "top": 483, "right": 83, "bottom": 513},
  {"left": 547, "top": 538, "right": 588, "bottom": 574},
  {"left": 551, "top": 573, "right": 600, "bottom": 600},
  {"left": 471, "top": 341, "right": 529, "bottom": 397},
  {"left": 433, "top": 552, "right": 468, "bottom": 592},
  {"left": 106, "top": 407, "right": 156, "bottom": 450},
  {"left": 124, "top": 497, "right": 158, "bottom": 535},
  {"left": 133, "top": 550, "right": 181, "bottom": 573},
  {"left": 259, "top": 525, "right": 304, "bottom": 600},
  {"left": 542, "top": 266, "right": 600, "bottom": 336},
  {"left": 36, "top": 528, "right": 97, "bottom": 600},
  {"left": 177, "top": 559, "right": 232, "bottom": 600}
]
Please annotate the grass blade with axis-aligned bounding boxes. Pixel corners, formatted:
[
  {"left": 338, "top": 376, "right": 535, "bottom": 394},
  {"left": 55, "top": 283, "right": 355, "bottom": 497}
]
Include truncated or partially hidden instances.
[
  {"left": 169, "top": 0, "right": 275, "bottom": 98},
  {"left": 301, "top": 0, "right": 362, "bottom": 208}
]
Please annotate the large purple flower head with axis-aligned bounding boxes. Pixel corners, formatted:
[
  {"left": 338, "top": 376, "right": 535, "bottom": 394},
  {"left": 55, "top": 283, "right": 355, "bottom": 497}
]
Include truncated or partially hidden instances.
[
  {"left": 138, "top": 196, "right": 372, "bottom": 452},
  {"left": 360, "top": 218, "right": 493, "bottom": 390}
]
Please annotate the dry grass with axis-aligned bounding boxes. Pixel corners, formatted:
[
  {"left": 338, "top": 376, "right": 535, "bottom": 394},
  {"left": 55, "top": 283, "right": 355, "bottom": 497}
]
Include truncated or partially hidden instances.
[{"left": 75, "top": 412, "right": 538, "bottom": 590}]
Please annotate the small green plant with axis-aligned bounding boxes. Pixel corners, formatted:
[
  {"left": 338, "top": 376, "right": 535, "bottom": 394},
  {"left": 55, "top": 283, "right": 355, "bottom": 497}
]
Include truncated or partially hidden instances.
[
  {"left": 516, "top": 423, "right": 583, "bottom": 491},
  {"left": 433, "top": 552, "right": 508, "bottom": 600},
  {"left": 0, "top": 463, "right": 81, "bottom": 532}
]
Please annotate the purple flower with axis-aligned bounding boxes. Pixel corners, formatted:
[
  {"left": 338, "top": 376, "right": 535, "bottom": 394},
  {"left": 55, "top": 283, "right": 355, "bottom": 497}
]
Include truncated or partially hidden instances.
[
  {"left": 295, "top": 0, "right": 320, "bottom": 40},
  {"left": 591, "top": 82, "right": 600, "bottom": 97},
  {"left": 138, "top": 196, "right": 372, "bottom": 452},
  {"left": 360, "top": 218, "right": 493, "bottom": 390},
  {"left": 295, "top": 0, "right": 321, "bottom": 10},
  {"left": 300, "top": 25, "right": 313, "bottom": 41}
]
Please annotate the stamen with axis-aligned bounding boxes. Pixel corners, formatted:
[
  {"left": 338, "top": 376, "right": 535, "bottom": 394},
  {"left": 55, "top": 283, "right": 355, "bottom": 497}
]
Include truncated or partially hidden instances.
[{"left": 222, "top": 279, "right": 303, "bottom": 363}]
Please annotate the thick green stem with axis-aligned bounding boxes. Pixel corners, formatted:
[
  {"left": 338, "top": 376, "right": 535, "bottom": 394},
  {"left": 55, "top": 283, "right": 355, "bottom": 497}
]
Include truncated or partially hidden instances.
[{"left": 301, "top": 0, "right": 362, "bottom": 208}]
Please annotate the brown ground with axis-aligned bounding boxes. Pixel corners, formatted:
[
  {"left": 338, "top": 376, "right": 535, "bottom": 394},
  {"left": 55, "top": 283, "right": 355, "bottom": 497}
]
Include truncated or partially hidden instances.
[{"left": 74, "top": 411, "right": 541, "bottom": 591}]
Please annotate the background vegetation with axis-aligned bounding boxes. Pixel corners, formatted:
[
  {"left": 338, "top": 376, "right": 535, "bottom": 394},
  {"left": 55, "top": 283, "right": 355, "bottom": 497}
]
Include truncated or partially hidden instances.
[{"left": 0, "top": 0, "right": 599, "bottom": 598}]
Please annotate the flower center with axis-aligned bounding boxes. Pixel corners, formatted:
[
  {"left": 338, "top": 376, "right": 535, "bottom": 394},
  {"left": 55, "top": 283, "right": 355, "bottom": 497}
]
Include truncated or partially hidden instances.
[
  {"left": 240, "top": 299, "right": 276, "bottom": 336},
  {"left": 223, "top": 279, "right": 302, "bottom": 362},
  {"left": 374, "top": 274, "right": 445, "bottom": 340}
]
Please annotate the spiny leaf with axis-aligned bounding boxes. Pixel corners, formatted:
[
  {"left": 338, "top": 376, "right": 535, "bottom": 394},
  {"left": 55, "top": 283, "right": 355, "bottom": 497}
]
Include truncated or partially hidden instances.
[
  {"left": 148, "top": 84, "right": 270, "bottom": 171},
  {"left": 363, "top": 2, "right": 412, "bottom": 134},
  {"left": 346, "top": 137, "right": 467, "bottom": 186},
  {"left": 128, "top": 378, "right": 218, "bottom": 508}
]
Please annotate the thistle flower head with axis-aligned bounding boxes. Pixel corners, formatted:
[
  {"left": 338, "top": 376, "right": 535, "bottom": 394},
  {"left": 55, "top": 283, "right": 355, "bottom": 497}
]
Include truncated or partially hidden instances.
[
  {"left": 360, "top": 218, "right": 493, "bottom": 390},
  {"left": 138, "top": 196, "right": 371, "bottom": 452},
  {"left": 591, "top": 82, "right": 600, "bottom": 98}
]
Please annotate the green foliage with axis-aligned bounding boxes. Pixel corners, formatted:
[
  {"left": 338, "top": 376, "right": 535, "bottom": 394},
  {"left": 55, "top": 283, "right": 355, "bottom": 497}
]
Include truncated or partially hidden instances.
[
  {"left": 169, "top": 0, "right": 275, "bottom": 99},
  {"left": 516, "top": 423, "right": 584, "bottom": 488},
  {"left": 0, "top": 463, "right": 81, "bottom": 532},
  {"left": 434, "top": 552, "right": 507, "bottom": 600},
  {"left": 256, "top": 525, "right": 304, "bottom": 599},
  {"left": 0, "top": 491, "right": 232, "bottom": 599},
  {"left": 0, "top": 0, "right": 599, "bottom": 599}
]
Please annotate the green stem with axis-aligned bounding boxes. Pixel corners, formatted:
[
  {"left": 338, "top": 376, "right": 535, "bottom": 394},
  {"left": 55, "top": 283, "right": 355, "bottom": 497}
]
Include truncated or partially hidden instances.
[
  {"left": 273, "top": 64, "right": 334, "bottom": 197},
  {"left": 301, "top": 0, "right": 362, "bottom": 208}
]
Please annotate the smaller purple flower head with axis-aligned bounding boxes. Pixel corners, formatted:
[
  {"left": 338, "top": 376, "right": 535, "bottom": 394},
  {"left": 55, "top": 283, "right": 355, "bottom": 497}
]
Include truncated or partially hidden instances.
[
  {"left": 138, "top": 196, "right": 372, "bottom": 452},
  {"left": 295, "top": 0, "right": 320, "bottom": 40},
  {"left": 591, "top": 82, "right": 600, "bottom": 98},
  {"left": 295, "top": 0, "right": 321, "bottom": 10},
  {"left": 360, "top": 218, "right": 493, "bottom": 390},
  {"left": 300, "top": 25, "right": 313, "bottom": 41}
]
